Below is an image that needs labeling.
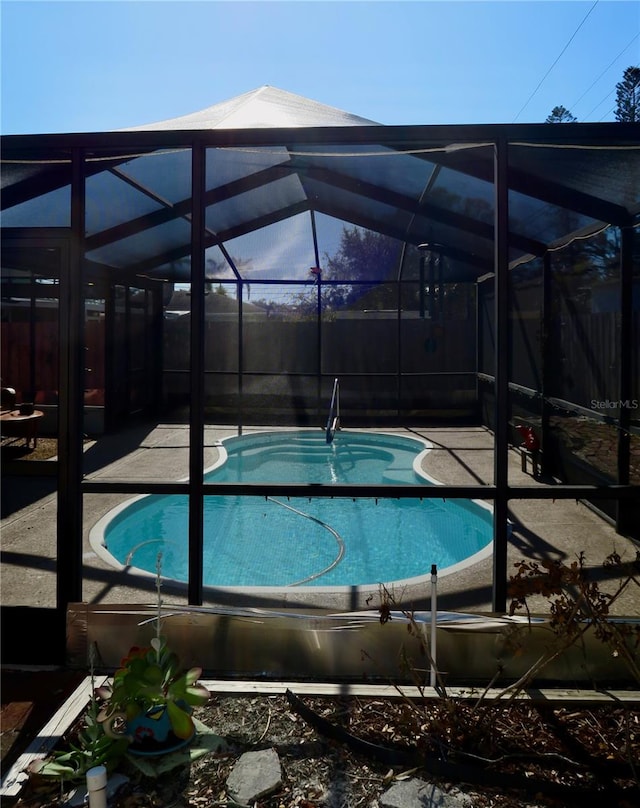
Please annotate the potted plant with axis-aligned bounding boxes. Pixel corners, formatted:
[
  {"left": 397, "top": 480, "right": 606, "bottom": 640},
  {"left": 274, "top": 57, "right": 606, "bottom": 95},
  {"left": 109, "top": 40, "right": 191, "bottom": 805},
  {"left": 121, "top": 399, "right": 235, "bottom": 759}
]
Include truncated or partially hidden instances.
[
  {"left": 95, "top": 635, "right": 210, "bottom": 755},
  {"left": 24, "top": 555, "right": 211, "bottom": 807},
  {"left": 28, "top": 552, "right": 210, "bottom": 799},
  {"left": 94, "top": 553, "right": 211, "bottom": 755}
]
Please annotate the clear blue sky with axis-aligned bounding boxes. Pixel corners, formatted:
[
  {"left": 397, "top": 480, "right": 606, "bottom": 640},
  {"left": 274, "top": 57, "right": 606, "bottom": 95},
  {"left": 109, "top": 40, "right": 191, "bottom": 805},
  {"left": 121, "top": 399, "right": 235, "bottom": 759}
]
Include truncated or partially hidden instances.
[{"left": 1, "top": 0, "right": 638, "bottom": 134}]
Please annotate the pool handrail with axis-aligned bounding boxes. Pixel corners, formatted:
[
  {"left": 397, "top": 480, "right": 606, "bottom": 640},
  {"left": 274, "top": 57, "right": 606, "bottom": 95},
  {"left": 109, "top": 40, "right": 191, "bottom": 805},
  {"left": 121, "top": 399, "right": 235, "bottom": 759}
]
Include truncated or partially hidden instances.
[{"left": 325, "top": 377, "right": 340, "bottom": 443}]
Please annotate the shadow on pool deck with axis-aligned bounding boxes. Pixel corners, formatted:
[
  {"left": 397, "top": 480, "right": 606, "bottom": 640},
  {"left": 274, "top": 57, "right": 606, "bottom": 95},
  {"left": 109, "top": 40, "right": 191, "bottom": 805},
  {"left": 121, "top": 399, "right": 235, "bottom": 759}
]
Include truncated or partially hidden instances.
[
  {"left": 2, "top": 422, "right": 639, "bottom": 617},
  {"left": 1, "top": 424, "right": 162, "bottom": 519}
]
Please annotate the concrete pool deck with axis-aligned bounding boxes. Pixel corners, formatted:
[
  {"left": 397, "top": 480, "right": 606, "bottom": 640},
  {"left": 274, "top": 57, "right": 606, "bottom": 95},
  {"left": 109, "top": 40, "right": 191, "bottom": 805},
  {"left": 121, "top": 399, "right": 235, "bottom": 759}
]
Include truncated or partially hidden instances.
[{"left": 1, "top": 423, "right": 639, "bottom": 617}]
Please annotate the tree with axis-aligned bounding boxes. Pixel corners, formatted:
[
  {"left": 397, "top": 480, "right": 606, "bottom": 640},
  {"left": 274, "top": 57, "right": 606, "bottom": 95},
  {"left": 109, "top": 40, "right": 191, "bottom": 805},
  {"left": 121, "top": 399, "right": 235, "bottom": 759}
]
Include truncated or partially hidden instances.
[
  {"left": 545, "top": 105, "right": 576, "bottom": 123},
  {"left": 324, "top": 227, "right": 400, "bottom": 284},
  {"left": 292, "top": 226, "right": 403, "bottom": 316},
  {"left": 614, "top": 66, "right": 640, "bottom": 122}
]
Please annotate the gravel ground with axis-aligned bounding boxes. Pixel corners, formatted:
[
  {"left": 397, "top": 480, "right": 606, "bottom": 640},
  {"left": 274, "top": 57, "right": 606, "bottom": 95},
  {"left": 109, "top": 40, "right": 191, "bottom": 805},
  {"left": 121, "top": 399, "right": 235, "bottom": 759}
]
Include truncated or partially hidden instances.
[{"left": 13, "top": 691, "right": 640, "bottom": 808}]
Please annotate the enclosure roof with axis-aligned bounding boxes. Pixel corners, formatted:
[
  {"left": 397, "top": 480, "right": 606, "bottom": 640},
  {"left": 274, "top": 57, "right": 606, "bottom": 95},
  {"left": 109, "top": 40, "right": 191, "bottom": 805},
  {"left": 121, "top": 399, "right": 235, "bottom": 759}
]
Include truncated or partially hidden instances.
[
  {"left": 1, "top": 87, "right": 639, "bottom": 287},
  {"left": 124, "top": 85, "right": 381, "bottom": 131}
]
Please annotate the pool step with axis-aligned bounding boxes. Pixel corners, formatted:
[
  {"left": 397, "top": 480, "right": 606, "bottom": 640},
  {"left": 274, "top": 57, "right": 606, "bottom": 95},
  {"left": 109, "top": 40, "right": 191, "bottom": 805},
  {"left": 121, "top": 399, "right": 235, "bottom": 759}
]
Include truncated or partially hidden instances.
[
  {"left": 229, "top": 443, "right": 374, "bottom": 465},
  {"left": 225, "top": 452, "right": 375, "bottom": 474},
  {"left": 218, "top": 435, "right": 423, "bottom": 481}
]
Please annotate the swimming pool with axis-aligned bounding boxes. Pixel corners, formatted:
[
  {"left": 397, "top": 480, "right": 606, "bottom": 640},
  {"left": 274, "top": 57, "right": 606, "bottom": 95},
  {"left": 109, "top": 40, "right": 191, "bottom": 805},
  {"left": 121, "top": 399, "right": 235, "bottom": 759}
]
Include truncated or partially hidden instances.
[{"left": 91, "top": 430, "right": 493, "bottom": 589}]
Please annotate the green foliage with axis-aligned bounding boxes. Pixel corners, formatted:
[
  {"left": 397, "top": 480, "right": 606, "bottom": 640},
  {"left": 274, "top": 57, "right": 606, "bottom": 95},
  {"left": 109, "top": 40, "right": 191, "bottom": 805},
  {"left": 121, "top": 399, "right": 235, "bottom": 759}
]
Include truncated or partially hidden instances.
[
  {"left": 323, "top": 226, "right": 402, "bottom": 310},
  {"left": 28, "top": 688, "right": 130, "bottom": 783},
  {"left": 545, "top": 105, "right": 577, "bottom": 123},
  {"left": 95, "top": 636, "right": 210, "bottom": 741},
  {"left": 292, "top": 226, "right": 404, "bottom": 316},
  {"left": 29, "top": 638, "right": 210, "bottom": 785},
  {"left": 324, "top": 227, "right": 401, "bottom": 282},
  {"left": 29, "top": 553, "right": 210, "bottom": 788},
  {"left": 615, "top": 66, "right": 640, "bottom": 122}
]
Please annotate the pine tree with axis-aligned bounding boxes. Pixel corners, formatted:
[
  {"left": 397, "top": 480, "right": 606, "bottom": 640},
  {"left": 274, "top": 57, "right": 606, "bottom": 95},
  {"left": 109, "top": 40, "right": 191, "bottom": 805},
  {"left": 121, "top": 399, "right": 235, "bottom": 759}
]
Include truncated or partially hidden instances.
[
  {"left": 614, "top": 66, "right": 640, "bottom": 122},
  {"left": 545, "top": 105, "right": 576, "bottom": 123}
]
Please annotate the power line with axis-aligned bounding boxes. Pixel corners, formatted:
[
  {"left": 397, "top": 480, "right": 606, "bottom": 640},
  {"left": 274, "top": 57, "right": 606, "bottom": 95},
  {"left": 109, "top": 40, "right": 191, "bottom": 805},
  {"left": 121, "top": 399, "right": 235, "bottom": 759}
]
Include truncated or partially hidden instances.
[
  {"left": 571, "top": 33, "right": 639, "bottom": 118},
  {"left": 512, "top": 0, "right": 600, "bottom": 122},
  {"left": 583, "top": 87, "right": 616, "bottom": 121},
  {"left": 598, "top": 105, "right": 618, "bottom": 122},
  {"left": 583, "top": 62, "right": 639, "bottom": 121}
]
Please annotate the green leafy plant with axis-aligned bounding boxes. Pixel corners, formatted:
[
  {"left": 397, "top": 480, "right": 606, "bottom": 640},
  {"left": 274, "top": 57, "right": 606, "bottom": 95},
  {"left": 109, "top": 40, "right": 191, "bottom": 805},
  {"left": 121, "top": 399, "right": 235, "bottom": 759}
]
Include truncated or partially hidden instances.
[
  {"left": 95, "top": 552, "right": 210, "bottom": 745},
  {"left": 30, "top": 553, "right": 210, "bottom": 788},
  {"left": 95, "top": 637, "right": 210, "bottom": 743},
  {"left": 29, "top": 672, "right": 130, "bottom": 783}
]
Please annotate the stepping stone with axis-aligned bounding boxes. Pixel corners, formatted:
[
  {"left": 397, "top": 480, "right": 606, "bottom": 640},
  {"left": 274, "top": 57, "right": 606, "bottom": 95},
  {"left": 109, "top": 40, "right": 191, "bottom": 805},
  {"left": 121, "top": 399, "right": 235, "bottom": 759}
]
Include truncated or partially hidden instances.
[
  {"left": 226, "top": 748, "right": 282, "bottom": 806},
  {"left": 380, "top": 778, "right": 468, "bottom": 808}
]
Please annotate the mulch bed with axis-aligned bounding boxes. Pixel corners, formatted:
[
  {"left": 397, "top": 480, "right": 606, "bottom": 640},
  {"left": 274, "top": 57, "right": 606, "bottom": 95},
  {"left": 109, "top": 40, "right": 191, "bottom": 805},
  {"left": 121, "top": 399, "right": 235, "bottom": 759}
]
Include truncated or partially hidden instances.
[{"left": 11, "top": 691, "right": 640, "bottom": 808}]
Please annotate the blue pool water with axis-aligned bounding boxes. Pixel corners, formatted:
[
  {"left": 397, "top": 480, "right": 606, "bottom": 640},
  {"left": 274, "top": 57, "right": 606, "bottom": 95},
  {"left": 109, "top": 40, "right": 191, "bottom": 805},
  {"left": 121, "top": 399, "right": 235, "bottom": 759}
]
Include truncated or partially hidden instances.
[{"left": 97, "top": 430, "right": 493, "bottom": 588}]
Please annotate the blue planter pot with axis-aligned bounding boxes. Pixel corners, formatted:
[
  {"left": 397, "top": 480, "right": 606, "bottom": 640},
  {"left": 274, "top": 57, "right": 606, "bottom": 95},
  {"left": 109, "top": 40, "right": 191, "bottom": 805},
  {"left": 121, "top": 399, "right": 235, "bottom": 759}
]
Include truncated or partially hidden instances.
[{"left": 127, "top": 704, "right": 195, "bottom": 757}]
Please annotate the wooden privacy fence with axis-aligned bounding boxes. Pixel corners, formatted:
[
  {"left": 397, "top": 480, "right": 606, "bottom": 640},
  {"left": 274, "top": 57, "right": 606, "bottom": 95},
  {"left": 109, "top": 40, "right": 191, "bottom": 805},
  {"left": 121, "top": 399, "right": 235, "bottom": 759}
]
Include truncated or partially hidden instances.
[
  {"left": 3, "top": 311, "right": 637, "bottom": 421},
  {"left": 548, "top": 313, "right": 640, "bottom": 408},
  {"left": 0, "top": 321, "right": 105, "bottom": 403},
  {"left": 483, "top": 307, "right": 640, "bottom": 410}
]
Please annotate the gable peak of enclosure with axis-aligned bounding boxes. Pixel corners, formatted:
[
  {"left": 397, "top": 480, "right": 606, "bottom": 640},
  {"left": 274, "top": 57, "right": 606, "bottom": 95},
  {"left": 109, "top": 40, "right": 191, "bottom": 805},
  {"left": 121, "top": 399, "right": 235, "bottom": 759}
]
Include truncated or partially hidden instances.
[{"left": 122, "top": 85, "right": 382, "bottom": 131}]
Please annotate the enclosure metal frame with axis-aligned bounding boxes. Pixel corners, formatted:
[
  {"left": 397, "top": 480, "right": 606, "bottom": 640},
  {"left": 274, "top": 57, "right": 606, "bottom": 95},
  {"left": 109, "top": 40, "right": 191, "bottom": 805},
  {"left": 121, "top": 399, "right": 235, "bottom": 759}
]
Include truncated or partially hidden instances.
[{"left": 2, "top": 121, "right": 638, "bottom": 658}]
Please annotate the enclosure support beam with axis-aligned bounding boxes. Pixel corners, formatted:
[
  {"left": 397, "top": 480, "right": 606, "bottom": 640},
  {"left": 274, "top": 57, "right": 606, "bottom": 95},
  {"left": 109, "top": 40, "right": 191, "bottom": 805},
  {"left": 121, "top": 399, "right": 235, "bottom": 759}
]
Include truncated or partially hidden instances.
[
  {"left": 540, "top": 252, "right": 552, "bottom": 475},
  {"left": 396, "top": 257, "right": 403, "bottom": 423},
  {"left": 616, "top": 225, "right": 633, "bottom": 533},
  {"left": 419, "top": 254, "right": 426, "bottom": 318},
  {"left": 235, "top": 251, "right": 245, "bottom": 432},
  {"left": 103, "top": 283, "right": 116, "bottom": 433},
  {"left": 123, "top": 287, "right": 132, "bottom": 419},
  {"left": 57, "top": 148, "right": 85, "bottom": 613},
  {"left": 28, "top": 279, "right": 36, "bottom": 399},
  {"left": 311, "top": 210, "right": 322, "bottom": 416},
  {"left": 151, "top": 284, "right": 164, "bottom": 418},
  {"left": 316, "top": 278, "right": 322, "bottom": 417},
  {"left": 238, "top": 282, "right": 244, "bottom": 434},
  {"left": 188, "top": 141, "right": 206, "bottom": 605},
  {"left": 492, "top": 138, "right": 510, "bottom": 613}
]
